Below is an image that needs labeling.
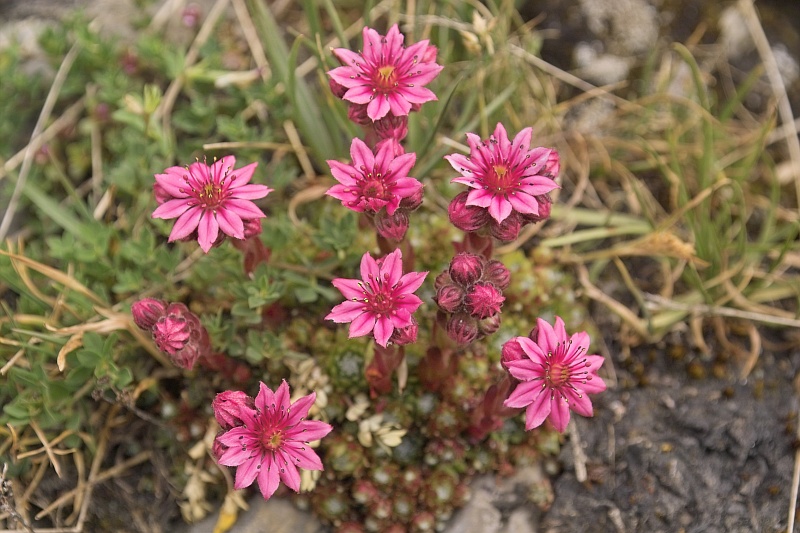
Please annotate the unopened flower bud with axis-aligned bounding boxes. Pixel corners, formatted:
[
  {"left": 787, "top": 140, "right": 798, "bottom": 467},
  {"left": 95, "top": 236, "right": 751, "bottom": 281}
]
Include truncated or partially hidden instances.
[
  {"left": 478, "top": 313, "right": 501, "bottom": 336},
  {"left": 490, "top": 212, "right": 521, "bottom": 241},
  {"left": 375, "top": 137, "right": 405, "bottom": 157},
  {"left": 151, "top": 302, "right": 210, "bottom": 370},
  {"left": 329, "top": 77, "right": 348, "bottom": 98},
  {"left": 421, "top": 44, "right": 438, "bottom": 63},
  {"left": 373, "top": 114, "right": 408, "bottom": 141},
  {"left": 375, "top": 209, "right": 409, "bottom": 241},
  {"left": 242, "top": 218, "right": 263, "bottom": 239},
  {"left": 465, "top": 282, "right": 505, "bottom": 319},
  {"left": 435, "top": 284, "right": 465, "bottom": 313},
  {"left": 347, "top": 103, "right": 372, "bottom": 126},
  {"left": 153, "top": 316, "right": 190, "bottom": 354},
  {"left": 449, "top": 252, "right": 483, "bottom": 286},
  {"left": 212, "top": 432, "right": 226, "bottom": 461},
  {"left": 446, "top": 313, "right": 479, "bottom": 345},
  {"left": 482, "top": 260, "right": 511, "bottom": 290},
  {"left": 434, "top": 271, "right": 452, "bottom": 291},
  {"left": 501, "top": 337, "right": 526, "bottom": 370},
  {"left": 399, "top": 186, "right": 424, "bottom": 211},
  {"left": 448, "top": 191, "right": 490, "bottom": 232},
  {"left": 131, "top": 298, "right": 167, "bottom": 330},
  {"left": 523, "top": 193, "right": 553, "bottom": 224},
  {"left": 212, "top": 390, "right": 254, "bottom": 430},
  {"left": 542, "top": 149, "right": 560, "bottom": 178},
  {"left": 390, "top": 318, "right": 418, "bottom": 345}
]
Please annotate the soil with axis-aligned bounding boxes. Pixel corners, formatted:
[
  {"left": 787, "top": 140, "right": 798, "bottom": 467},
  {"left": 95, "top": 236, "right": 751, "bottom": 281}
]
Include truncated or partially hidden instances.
[{"left": 539, "top": 332, "right": 798, "bottom": 533}]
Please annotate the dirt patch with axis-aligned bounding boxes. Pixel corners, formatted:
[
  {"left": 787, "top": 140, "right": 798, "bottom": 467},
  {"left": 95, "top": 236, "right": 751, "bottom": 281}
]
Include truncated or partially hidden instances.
[{"left": 540, "top": 337, "right": 798, "bottom": 533}]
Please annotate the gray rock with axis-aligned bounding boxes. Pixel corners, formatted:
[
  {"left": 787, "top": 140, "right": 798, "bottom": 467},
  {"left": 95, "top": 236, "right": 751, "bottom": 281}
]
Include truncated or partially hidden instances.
[{"left": 179, "top": 497, "right": 323, "bottom": 533}]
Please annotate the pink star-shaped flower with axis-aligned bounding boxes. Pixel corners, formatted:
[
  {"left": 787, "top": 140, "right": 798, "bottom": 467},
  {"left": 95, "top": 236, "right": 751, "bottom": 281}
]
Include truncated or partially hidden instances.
[
  {"left": 326, "top": 249, "right": 427, "bottom": 347},
  {"left": 215, "top": 380, "right": 333, "bottom": 500},
  {"left": 445, "top": 123, "right": 560, "bottom": 224},
  {"left": 152, "top": 156, "right": 272, "bottom": 253},
  {"left": 326, "top": 137, "right": 421, "bottom": 215},
  {"left": 503, "top": 316, "right": 606, "bottom": 433},
  {"left": 328, "top": 24, "right": 443, "bottom": 121}
]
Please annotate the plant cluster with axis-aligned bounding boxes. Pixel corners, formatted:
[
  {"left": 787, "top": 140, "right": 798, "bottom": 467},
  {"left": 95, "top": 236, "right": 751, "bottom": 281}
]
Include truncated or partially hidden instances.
[{"left": 4, "top": 1, "right": 795, "bottom": 531}]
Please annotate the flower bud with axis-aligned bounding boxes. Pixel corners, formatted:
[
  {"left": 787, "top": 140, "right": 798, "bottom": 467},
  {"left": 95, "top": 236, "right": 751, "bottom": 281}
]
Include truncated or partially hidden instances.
[
  {"left": 465, "top": 282, "right": 505, "bottom": 319},
  {"left": 478, "top": 313, "right": 501, "bottom": 336},
  {"left": 375, "top": 137, "right": 405, "bottom": 157},
  {"left": 347, "top": 103, "right": 372, "bottom": 126},
  {"left": 390, "top": 317, "right": 418, "bottom": 345},
  {"left": 542, "top": 149, "right": 560, "bottom": 178},
  {"left": 421, "top": 44, "right": 438, "bottom": 63},
  {"left": 523, "top": 193, "right": 553, "bottom": 224},
  {"left": 482, "top": 260, "right": 511, "bottom": 290},
  {"left": 448, "top": 191, "right": 490, "bottom": 232},
  {"left": 373, "top": 114, "right": 408, "bottom": 141},
  {"left": 212, "top": 390, "right": 254, "bottom": 430},
  {"left": 434, "top": 271, "right": 452, "bottom": 291},
  {"left": 153, "top": 316, "right": 190, "bottom": 354},
  {"left": 489, "top": 212, "right": 521, "bottom": 241},
  {"left": 501, "top": 337, "right": 526, "bottom": 370},
  {"left": 151, "top": 302, "right": 210, "bottom": 370},
  {"left": 242, "top": 218, "right": 263, "bottom": 239},
  {"left": 375, "top": 208, "right": 409, "bottom": 242},
  {"left": 131, "top": 298, "right": 167, "bottom": 330},
  {"left": 328, "top": 77, "right": 348, "bottom": 99},
  {"left": 435, "top": 284, "right": 465, "bottom": 313},
  {"left": 211, "top": 432, "right": 227, "bottom": 462},
  {"left": 399, "top": 186, "right": 424, "bottom": 211},
  {"left": 449, "top": 252, "right": 483, "bottom": 286},
  {"left": 445, "top": 313, "right": 478, "bottom": 345}
]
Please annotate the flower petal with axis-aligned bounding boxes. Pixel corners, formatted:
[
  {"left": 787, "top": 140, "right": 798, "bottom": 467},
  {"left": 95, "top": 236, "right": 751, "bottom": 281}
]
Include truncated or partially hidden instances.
[
  {"left": 286, "top": 392, "right": 316, "bottom": 426},
  {"left": 282, "top": 441, "right": 324, "bottom": 470},
  {"left": 256, "top": 454, "right": 281, "bottom": 500},
  {"left": 524, "top": 390, "right": 552, "bottom": 431},
  {"left": 277, "top": 450, "right": 301, "bottom": 492},
  {"left": 197, "top": 212, "right": 219, "bottom": 253},
  {"left": 373, "top": 315, "right": 394, "bottom": 347},
  {"left": 168, "top": 207, "right": 203, "bottom": 242},
  {"left": 153, "top": 198, "right": 191, "bottom": 219},
  {"left": 286, "top": 420, "right": 333, "bottom": 444},
  {"left": 367, "top": 94, "right": 390, "bottom": 121},
  {"left": 331, "top": 278, "right": 366, "bottom": 300},
  {"left": 359, "top": 252, "right": 380, "bottom": 284},
  {"left": 326, "top": 300, "right": 367, "bottom": 323},
  {"left": 504, "top": 379, "right": 541, "bottom": 409},
  {"left": 350, "top": 137, "right": 375, "bottom": 170},
  {"left": 255, "top": 381, "right": 275, "bottom": 413},
  {"left": 216, "top": 207, "right": 245, "bottom": 240},
  {"left": 349, "top": 311, "right": 376, "bottom": 338},
  {"left": 548, "top": 392, "right": 571, "bottom": 433},
  {"left": 234, "top": 455, "right": 261, "bottom": 490}
]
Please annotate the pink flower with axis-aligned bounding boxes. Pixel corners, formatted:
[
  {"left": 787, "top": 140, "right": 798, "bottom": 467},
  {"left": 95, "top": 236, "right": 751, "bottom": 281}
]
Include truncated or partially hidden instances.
[
  {"left": 212, "top": 390, "right": 255, "bottom": 431},
  {"left": 503, "top": 317, "right": 606, "bottom": 433},
  {"left": 215, "top": 381, "right": 333, "bottom": 500},
  {"left": 328, "top": 25, "right": 444, "bottom": 121},
  {"left": 327, "top": 137, "right": 421, "bottom": 216},
  {"left": 152, "top": 156, "right": 272, "bottom": 253},
  {"left": 326, "top": 249, "right": 427, "bottom": 347},
  {"left": 445, "top": 123, "right": 560, "bottom": 224}
]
